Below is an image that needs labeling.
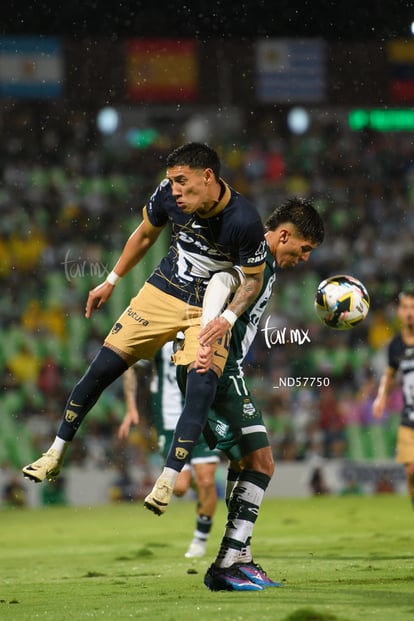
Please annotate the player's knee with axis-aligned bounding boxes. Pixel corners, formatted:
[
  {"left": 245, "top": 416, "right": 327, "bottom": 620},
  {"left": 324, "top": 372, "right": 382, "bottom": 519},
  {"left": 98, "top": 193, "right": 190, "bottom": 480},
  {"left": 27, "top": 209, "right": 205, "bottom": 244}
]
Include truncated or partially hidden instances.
[
  {"left": 173, "top": 471, "right": 191, "bottom": 496},
  {"left": 194, "top": 466, "right": 217, "bottom": 490},
  {"left": 196, "top": 476, "right": 216, "bottom": 493},
  {"left": 173, "top": 484, "right": 187, "bottom": 497},
  {"left": 242, "top": 447, "right": 275, "bottom": 478}
]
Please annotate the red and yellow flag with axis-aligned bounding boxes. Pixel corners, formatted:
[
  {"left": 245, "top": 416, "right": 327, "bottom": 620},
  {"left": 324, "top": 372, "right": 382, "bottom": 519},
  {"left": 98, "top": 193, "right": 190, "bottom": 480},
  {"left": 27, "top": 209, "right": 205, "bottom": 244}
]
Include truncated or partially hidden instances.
[{"left": 127, "top": 39, "right": 198, "bottom": 102}]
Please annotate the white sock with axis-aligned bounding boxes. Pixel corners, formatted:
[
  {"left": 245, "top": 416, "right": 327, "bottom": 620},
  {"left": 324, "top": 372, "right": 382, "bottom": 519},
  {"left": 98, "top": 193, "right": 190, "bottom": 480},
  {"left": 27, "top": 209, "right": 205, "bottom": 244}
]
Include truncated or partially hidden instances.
[
  {"left": 159, "top": 467, "right": 179, "bottom": 487},
  {"left": 50, "top": 437, "right": 68, "bottom": 456}
]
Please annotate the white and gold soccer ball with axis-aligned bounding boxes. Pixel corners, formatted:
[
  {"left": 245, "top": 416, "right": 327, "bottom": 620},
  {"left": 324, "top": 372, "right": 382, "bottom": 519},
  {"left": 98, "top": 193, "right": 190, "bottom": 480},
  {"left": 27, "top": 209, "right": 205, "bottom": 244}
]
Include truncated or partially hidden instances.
[{"left": 314, "top": 274, "right": 370, "bottom": 330}]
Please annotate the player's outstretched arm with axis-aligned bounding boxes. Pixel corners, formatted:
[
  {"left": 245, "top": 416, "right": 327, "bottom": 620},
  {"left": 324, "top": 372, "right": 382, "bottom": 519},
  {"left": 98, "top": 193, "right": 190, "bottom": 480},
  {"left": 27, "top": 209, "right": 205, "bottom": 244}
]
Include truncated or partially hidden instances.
[
  {"left": 372, "top": 367, "right": 395, "bottom": 418},
  {"left": 85, "top": 219, "right": 163, "bottom": 318}
]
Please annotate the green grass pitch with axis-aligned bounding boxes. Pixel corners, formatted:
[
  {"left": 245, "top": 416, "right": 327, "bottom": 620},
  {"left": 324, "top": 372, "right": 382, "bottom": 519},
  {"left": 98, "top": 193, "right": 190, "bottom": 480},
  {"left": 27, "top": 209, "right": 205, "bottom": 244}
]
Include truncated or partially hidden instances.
[{"left": 1, "top": 494, "right": 413, "bottom": 621}]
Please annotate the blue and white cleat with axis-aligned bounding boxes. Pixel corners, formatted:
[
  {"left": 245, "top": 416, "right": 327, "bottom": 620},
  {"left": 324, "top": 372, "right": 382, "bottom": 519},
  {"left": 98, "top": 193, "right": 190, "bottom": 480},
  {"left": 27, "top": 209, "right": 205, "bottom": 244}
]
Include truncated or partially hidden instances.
[
  {"left": 204, "top": 563, "right": 264, "bottom": 591},
  {"left": 237, "top": 561, "right": 283, "bottom": 588}
]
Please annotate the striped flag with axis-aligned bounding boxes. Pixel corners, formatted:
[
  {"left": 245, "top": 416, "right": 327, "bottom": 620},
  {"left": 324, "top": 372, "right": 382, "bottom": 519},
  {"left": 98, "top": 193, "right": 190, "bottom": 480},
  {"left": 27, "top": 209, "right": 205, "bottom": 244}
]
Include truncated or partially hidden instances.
[
  {"left": 0, "top": 37, "right": 63, "bottom": 99},
  {"left": 127, "top": 39, "right": 198, "bottom": 102},
  {"left": 256, "top": 39, "right": 326, "bottom": 103},
  {"left": 388, "top": 39, "right": 414, "bottom": 103}
]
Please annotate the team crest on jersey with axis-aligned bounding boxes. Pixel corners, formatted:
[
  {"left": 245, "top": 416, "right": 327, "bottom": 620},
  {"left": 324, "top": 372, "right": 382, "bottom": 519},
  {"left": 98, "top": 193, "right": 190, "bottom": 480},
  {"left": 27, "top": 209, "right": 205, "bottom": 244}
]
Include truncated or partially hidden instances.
[
  {"left": 175, "top": 447, "right": 189, "bottom": 460},
  {"left": 111, "top": 322, "right": 123, "bottom": 335},
  {"left": 242, "top": 399, "right": 256, "bottom": 417}
]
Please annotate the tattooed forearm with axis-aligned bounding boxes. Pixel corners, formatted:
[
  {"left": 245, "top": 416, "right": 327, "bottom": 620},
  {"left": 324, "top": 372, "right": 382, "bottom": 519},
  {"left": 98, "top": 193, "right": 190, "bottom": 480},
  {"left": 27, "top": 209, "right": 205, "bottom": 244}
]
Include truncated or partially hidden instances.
[{"left": 225, "top": 271, "right": 264, "bottom": 318}]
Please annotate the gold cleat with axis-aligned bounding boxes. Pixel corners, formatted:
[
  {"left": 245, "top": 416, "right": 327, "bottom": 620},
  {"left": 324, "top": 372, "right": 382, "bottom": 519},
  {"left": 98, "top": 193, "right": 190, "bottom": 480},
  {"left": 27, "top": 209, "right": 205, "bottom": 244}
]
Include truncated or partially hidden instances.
[
  {"left": 22, "top": 449, "right": 62, "bottom": 483},
  {"left": 144, "top": 478, "right": 173, "bottom": 515}
]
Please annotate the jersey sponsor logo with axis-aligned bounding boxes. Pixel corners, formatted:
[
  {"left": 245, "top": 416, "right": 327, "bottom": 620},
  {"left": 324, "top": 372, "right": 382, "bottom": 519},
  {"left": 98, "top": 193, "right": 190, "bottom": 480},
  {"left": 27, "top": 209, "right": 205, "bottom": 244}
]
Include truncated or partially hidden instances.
[
  {"left": 400, "top": 359, "right": 414, "bottom": 371},
  {"left": 177, "top": 232, "right": 224, "bottom": 257},
  {"left": 176, "top": 243, "right": 233, "bottom": 285},
  {"left": 126, "top": 308, "right": 149, "bottom": 326},
  {"left": 247, "top": 254, "right": 266, "bottom": 264}
]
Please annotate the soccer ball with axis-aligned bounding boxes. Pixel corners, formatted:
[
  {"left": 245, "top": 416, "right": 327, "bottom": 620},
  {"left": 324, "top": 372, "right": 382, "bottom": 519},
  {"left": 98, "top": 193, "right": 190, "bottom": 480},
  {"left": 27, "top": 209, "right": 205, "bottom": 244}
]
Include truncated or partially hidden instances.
[{"left": 314, "top": 274, "right": 370, "bottom": 330}]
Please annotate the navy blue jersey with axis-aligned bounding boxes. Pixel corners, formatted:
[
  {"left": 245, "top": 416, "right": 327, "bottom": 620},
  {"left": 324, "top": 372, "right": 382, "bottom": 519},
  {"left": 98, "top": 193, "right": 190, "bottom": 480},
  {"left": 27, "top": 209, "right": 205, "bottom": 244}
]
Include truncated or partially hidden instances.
[
  {"left": 143, "top": 178, "right": 266, "bottom": 307},
  {"left": 388, "top": 334, "right": 414, "bottom": 428}
]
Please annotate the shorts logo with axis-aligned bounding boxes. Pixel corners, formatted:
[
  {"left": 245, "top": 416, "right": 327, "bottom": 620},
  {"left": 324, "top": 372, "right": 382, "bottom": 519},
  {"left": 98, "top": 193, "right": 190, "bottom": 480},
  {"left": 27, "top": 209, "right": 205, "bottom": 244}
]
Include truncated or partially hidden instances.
[
  {"left": 175, "top": 447, "right": 189, "bottom": 460},
  {"left": 213, "top": 350, "right": 226, "bottom": 360},
  {"left": 215, "top": 421, "right": 229, "bottom": 437},
  {"left": 126, "top": 308, "right": 149, "bottom": 326},
  {"left": 111, "top": 322, "right": 123, "bottom": 335},
  {"left": 65, "top": 409, "right": 78, "bottom": 423}
]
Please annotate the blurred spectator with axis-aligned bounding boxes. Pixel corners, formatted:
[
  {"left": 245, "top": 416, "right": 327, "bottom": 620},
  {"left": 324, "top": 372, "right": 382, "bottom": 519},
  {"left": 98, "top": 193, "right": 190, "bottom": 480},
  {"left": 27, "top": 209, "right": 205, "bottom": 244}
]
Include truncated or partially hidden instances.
[
  {"left": 2, "top": 474, "right": 27, "bottom": 507},
  {"left": 109, "top": 463, "right": 138, "bottom": 503},
  {"left": 339, "top": 479, "right": 363, "bottom": 496},
  {"left": 37, "top": 356, "right": 64, "bottom": 401},
  {"left": 309, "top": 466, "right": 330, "bottom": 496},
  {"left": 5, "top": 342, "right": 42, "bottom": 389},
  {"left": 317, "top": 385, "right": 347, "bottom": 458},
  {"left": 375, "top": 476, "right": 395, "bottom": 494}
]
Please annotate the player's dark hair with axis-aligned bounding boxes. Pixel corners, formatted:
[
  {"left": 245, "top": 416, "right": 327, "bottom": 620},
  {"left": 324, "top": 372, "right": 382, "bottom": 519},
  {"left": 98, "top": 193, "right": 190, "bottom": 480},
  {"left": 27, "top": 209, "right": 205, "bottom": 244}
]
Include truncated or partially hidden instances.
[
  {"left": 265, "top": 197, "right": 325, "bottom": 245},
  {"left": 166, "top": 142, "right": 221, "bottom": 180},
  {"left": 398, "top": 287, "right": 414, "bottom": 301}
]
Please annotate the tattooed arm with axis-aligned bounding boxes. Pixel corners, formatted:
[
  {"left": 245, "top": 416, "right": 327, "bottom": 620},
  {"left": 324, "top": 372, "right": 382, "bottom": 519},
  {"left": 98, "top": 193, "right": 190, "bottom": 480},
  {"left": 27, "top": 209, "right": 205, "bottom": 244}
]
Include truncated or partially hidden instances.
[{"left": 198, "top": 270, "right": 263, "bottom": 347}]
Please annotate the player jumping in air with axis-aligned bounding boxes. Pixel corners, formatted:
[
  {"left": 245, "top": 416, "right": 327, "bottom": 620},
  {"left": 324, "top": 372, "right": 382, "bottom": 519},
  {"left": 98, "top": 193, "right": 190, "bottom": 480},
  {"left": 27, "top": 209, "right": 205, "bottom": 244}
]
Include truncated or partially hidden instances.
[{"left": 22, "top": 142, "right": 266, "bottom": 512}]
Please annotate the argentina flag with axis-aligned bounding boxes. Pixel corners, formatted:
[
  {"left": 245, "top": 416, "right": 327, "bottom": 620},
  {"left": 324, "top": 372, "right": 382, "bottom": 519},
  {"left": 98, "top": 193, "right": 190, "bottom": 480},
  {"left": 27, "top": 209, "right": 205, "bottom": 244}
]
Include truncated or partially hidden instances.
[{"left": 0, "top": 36, "right": 63, "bottom": 98}]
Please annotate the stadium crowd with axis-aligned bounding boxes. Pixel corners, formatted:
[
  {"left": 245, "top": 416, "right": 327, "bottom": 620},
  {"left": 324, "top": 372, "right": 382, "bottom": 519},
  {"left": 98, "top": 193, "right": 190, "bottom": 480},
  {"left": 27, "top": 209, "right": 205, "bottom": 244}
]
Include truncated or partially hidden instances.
[{"left": 1, "top": 102, "right": 412, "bottom": 497}]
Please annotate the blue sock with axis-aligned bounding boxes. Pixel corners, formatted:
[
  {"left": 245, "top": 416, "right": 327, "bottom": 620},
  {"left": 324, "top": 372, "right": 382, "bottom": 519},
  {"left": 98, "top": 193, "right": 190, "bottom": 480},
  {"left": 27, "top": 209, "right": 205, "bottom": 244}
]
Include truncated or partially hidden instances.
[
  {"left": 165, "top": 368, "right": 218, "bottom": 471},
  {"left": 57, "top": 346, "right": 128, "bottom": 441}
]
